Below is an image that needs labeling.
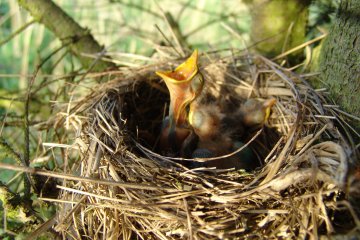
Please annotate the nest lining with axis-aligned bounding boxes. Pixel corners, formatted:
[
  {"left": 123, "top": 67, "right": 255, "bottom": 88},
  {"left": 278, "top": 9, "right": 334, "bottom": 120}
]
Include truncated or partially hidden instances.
[{"left": 52, "top": 50, "right": 356, "bottom": 239}]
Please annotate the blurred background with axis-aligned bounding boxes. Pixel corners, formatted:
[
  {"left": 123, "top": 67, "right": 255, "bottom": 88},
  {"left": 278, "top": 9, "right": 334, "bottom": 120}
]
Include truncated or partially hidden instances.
[{"left": 1, "top": 0, "right": 338, "bottom": 90}]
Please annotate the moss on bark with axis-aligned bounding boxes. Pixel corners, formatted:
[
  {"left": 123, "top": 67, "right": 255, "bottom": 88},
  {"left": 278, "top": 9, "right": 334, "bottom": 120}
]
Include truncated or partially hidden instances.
[{"left": 319, "top": 0, "right": 360, "bottom": 119}]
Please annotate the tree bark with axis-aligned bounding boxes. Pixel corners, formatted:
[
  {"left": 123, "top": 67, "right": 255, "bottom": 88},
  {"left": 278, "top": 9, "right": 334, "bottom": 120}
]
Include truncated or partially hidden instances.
[
  {"left": 319, "top": 0, "right": 360, "bottom": 118},
  {"left": 17, "top": 0, "right": 116, "bottom": 72},
  {"left": 245, "top": 0, "right": 310, "bottom": 61}
]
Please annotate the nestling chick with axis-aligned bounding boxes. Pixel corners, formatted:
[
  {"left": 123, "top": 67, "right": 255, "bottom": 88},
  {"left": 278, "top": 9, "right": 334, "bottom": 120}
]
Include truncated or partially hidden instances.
[
  {"left": 189, "top": 103, "right": 232, "bottom": 155},
  {"left": 188, "top": 102, "right": 257, "bottom": 170},
  {"left": 237, "top": 98, "right": 276, "bottom": 127},
  {"left": 156, "top": 50, "right": 204, "bottom": 155}
]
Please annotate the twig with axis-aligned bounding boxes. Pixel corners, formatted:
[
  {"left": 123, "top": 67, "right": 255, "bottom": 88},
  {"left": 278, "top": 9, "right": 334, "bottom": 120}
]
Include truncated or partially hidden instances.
[
  {"left": 154, "top": 3, "right": 187, "bottom": 56},
  {"left": 17, "top": 0, "right": 116, "bottom": 71},
  {"left": 0, "top": 162, "right": 176, "bottom": 191},
  {"left": 272, "top": 34, "right": 327, "bottom": 61},
  {"left": 154, "top": 24, "right": 183, "bottom": 57},
  {"left": 23, "top": 43, "right": 69, "bottom": 202},
  {"left": 0, "top": 137, "right": 23, "bottom": 165},
  {"left": 0, "top": 19, "right": 36, "bottom": 47}
]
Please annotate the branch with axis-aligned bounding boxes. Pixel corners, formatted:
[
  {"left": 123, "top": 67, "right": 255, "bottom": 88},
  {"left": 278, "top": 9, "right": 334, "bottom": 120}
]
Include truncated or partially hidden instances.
[
  {"left": 17, "top": 0, "right": 116, "bottom": 72},
  {"left": 0, "top": 19, "right": 36, "bottom": 47},
  {"left": 0, "top": 137, "right": 23, "bottom": 166}
]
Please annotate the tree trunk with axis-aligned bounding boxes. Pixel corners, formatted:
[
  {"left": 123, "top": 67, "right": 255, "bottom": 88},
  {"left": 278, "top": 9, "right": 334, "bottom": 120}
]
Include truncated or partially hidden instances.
[
  {"left": 17, "top": 0, "right": 116, "bottom": 72},
  {"left": 319, "top": 0, "right": 360, "bottom": 119},
  {"left": 245, "top": 0, "right": 310, "bottom": 61}
]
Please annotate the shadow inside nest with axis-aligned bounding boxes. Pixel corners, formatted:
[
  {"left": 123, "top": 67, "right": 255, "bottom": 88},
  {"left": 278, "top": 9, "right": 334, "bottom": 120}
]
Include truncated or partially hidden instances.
[{"left": 116, "top": 70, "right": 281, "bottom": 173}]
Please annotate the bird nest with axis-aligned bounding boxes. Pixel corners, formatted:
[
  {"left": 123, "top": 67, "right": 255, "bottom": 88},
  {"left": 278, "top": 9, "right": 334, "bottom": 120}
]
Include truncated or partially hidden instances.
[{"left": 52, "top": 50, "right": 357, "bottom": 239}]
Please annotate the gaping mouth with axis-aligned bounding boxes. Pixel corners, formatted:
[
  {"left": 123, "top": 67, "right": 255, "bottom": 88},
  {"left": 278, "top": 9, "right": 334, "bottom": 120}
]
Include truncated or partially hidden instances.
[
  {"left": 156, "top": 50, "right": 200, "bottom": 125},
  {"left": 156, "top": 49, "right": 199, "bottom": 84}
]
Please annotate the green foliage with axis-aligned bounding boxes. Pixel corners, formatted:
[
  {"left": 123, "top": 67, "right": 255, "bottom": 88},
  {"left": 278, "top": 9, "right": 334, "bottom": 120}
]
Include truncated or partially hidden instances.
[
  {"left": 308, "top": 0, "right": 340, "bottom": 39},
  {"left": 0, "top": 187, "right": 35, "bottom": 238},
  {"left": 248, "top": 0, "right": 310, "bottom": 60},
  {"left": 0, "top": 2, "right": 11, "bottom": 30}
]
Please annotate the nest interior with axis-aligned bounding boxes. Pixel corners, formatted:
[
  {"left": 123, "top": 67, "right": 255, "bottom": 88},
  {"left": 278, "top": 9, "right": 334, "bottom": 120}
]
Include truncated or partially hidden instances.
[{"left": 54, "top": 50, "right": 358, "bottom": 239}]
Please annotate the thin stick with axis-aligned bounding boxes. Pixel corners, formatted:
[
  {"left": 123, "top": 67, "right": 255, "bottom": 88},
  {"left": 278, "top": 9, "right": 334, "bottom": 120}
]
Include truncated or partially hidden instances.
[
  {"left": 0, "top": 19, "right": 36, "bottom": 47},
  {"left": 154, "top": 24, "right": 183, "bottom": 57},
  {"left": 0, "top": 137, "right": 23, "bottom": 165},
  {"left": 155, "top": 3, "right": 187, "bottom": 56},
  {"left": 272, "top": 34, "right": 327, "bottom": 60},
  {"left": 0, "top": 162, "right": 175, "bottom": 191}
]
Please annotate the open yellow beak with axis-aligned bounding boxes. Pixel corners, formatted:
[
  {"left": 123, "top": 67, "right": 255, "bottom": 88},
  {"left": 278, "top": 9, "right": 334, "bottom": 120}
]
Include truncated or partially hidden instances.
[{"left": 156, "top": 49, "right": 202, "bottom": 126}]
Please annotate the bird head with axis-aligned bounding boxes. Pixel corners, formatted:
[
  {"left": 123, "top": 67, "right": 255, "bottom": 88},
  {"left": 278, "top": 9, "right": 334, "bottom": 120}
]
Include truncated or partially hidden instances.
[
  {"left": 156, "top": 50, "right": 204, "bottom": 127},
  {"left": 189, "top": 102, "right": 223, "bottom": 140},
  {"left": 240, "top": 98, "right": 276, "bottom": 126}
]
